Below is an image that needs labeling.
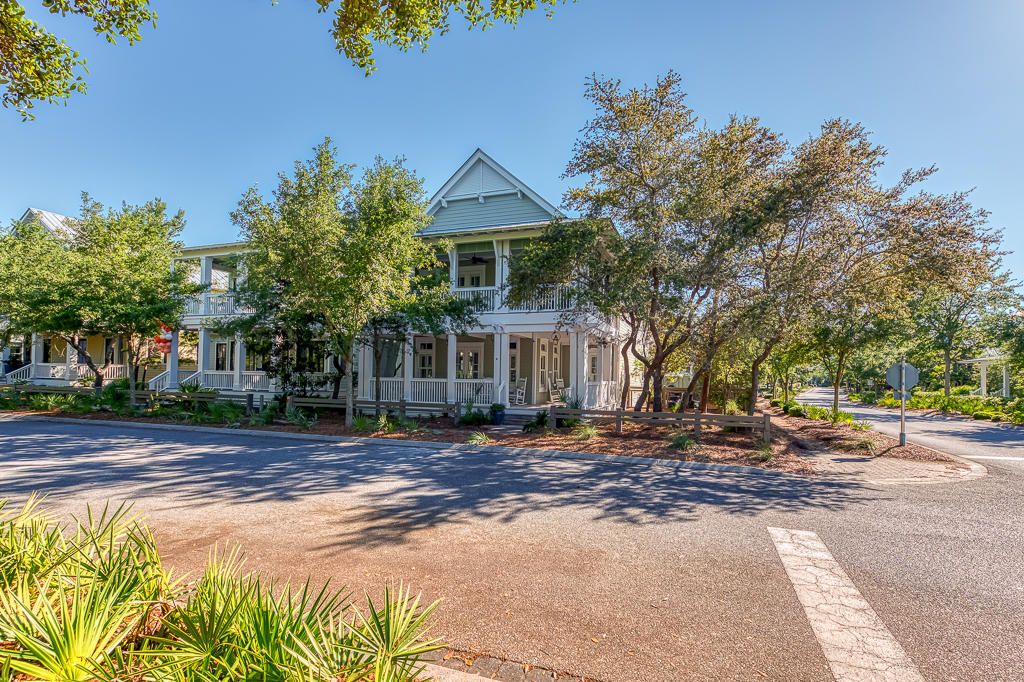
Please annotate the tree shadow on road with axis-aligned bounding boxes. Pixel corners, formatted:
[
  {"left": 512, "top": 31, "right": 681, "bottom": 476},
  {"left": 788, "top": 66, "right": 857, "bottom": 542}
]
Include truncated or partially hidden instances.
[{"left": 0, "top": 420, "right": 872, "bottom": 550}]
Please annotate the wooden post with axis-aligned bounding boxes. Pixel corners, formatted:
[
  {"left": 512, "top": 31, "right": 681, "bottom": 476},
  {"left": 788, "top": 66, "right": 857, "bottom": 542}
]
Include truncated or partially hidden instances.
[
  {"left": 762, "top": 411, "right": 771, "bottom": 442},
  {"left": 246, "top": 393, "right": 254, "bottom": 416},
  {"left": 399, "top": 398, "right": 407, "bottom": 418},
  {"left": 694, "top": 410, "right": 702, "bottom": 438},
  {"left": 615, "top": 410, "right": 623, "bottom": 434},
  {"left": 548, "top": 404, "right": 558, "bottom": 427}
]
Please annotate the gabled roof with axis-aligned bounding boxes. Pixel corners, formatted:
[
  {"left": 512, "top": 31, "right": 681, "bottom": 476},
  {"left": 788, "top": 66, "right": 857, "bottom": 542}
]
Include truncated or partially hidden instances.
[
  {"left": 19, "top": 207, "right": 76, "bottom": 240},
  {"left": 426, "top": 148, "right": 561, "bottom": 218}
]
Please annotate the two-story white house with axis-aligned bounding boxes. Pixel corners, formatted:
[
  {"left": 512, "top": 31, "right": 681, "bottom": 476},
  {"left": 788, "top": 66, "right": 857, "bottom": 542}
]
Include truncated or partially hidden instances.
[{"left": 4, "top": 150, "right": 628, "bottom": 411}]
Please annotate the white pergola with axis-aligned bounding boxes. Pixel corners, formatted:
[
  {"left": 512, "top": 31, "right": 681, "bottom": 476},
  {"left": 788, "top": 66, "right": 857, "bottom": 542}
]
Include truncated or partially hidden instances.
[{"left": 958, "top": 353, "right": 1011, "bottom": 398}]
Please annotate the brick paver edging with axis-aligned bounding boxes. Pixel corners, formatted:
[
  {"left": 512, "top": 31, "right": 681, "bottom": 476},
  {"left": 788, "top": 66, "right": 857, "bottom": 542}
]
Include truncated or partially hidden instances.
[{"left": 2, "top": 414, "right": 804, "bottom": 480}]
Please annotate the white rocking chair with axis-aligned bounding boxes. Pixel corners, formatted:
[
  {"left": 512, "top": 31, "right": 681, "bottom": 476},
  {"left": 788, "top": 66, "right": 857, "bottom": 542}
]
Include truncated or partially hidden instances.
[{"left": 513, "top": 377, "right": 528, "bottom": 405}]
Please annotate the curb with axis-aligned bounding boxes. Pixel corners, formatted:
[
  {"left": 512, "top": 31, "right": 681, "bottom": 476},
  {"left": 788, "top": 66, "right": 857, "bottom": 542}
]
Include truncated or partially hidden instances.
[
  {"left": 422, "top": 663, "right": 490, "bottom": 681},
  {"left": 0, "top": 413, "right": 807, "bottom": 480}
]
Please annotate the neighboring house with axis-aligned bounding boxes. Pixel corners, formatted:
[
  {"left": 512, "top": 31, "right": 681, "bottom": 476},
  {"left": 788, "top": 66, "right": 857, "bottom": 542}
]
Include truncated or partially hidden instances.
[
  {"left": 2, "top": 150, "right": 628, "bottom": 410},
  {"left": 1, "top": 209, "right": 130, "bottom": 386}
]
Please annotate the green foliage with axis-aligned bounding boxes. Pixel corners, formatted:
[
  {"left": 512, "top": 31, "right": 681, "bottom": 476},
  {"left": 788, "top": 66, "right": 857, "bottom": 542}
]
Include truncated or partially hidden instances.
[
  {"left": 973, "top": 411, "right": 993, "bottom": 420},
  {"left": 207, "top": 400, "right": 245, "bottom": 426},
  {"left": 769, "top": 398, "right": 782, "bottom": 407},
  {"left": 464, "top": 430, "right": 490, "bottom": 445},
  {"left": 285, "top": 406, "right": 318, "bottom": 430},
  {"left": 723, "top": 399, "right": 741, "bottom": 416},
  {"left": 781, "top": 401, "right": 797, "bottom": 414},
  {"left": 459, "top": 410, "right": 489, "bottom": 427},
  {"left": 488, "top": 403, "right": 505, "bottom": 414},
  {"left": 668, "top": 431, "right": 697, "bottom": 451},
  {"left": 573, "top": 423, "right": 599, "bottom": 440},
  {"left": 394, "top": 414, "right": 420, "bottom": 432},
  {"left": 750, "top": 439, "right": 773, "bottom": 462},
  {"left": 351, "top": 414, "right": 374, "bottom": 432},
  {"left": 522, "top": 409, "right": 550, "bottom": 433},
  {"left": 787, "top": 405, "right": 805, "bottom": 418},
  {"left": 0, "top": 496, "right": 442, "bottom": 680},
  {"left": 1, "top": 1, "right": 156, "bottom": 119},
  {"left": 249, "top": 403, "right": 279, "bottom": 427}
]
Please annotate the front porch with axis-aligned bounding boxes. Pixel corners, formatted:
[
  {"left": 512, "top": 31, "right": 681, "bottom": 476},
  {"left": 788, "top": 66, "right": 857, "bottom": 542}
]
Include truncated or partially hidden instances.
[{"left": 357, "top": 330, "right": 623, "bottom": 409}]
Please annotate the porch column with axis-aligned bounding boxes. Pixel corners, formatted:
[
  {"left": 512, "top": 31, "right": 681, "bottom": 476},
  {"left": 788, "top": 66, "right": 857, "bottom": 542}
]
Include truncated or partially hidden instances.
[
  {"left": 199, "top": 256, "right": 214, "bottom": 314},
  {"left": 447, "top": 248, "right": 458, "bottom": 289},
  {"left": 403, "top": 334, "right": 413, "bottom": 401},
  {"left": 446, "top": 333, "right": 457, "bottom": 405},
  {"left": 166, "top": 330, "right": 180, "bottom": 391},
  {"left": 197, "top": 328, "right": 211, "bottom": 384},
  {"left": 356, "top": 343, "right": 369, "bottom": 399},
  {"left": 1003, "top": 363, "right": 1011, "bottom": 399},
  {"left": 980, "top": 362, "right": 988, "bottom": 396},
  {"left": 30, "top": 333, "right": 41, "bottom": 380},
  {"left": 568, "top": 331, "right": 580, "bottom": 402},
  {"left": 595, "top": 340, "right": 605, "bottom": 407},
  {"left": 492, "top": 332, "right": 504, "bottom": 405},
  {"left": 233, "top": 334, "right": 245, "bottom": 390},
  {"left": 64, "top": 336, "right": 74, "bottom": 382},
  {"left": 0, "top": 343, "right": 9, "bottom": 378}
]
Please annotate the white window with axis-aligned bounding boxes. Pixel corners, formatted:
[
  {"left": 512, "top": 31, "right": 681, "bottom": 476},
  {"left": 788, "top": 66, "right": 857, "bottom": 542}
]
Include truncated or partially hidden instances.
[
  {"left": 415, "top": 339, "right": 434, "bottom": 378},
  {"left": 539, "top": 346, "right": 547, "bottom": 390},
  {"left": 588, "top": 351, "right": 598, "bottom": 382},
  {"left": 457, "top": 264, "right": 485, "bottom": 288}
]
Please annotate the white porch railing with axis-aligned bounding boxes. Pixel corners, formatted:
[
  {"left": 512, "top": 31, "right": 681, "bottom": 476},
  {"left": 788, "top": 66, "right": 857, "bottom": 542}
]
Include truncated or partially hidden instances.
[
  {"left": 454, "top": 379, "right": 492, "bottom": 405},
  {"left": 507, "top": 283, "right": 570, "bottom": 312},
  {"left": 3, "top": 365, "right": 31, "bottom": 382},
  {"left": 202, "top": 371, "right": 235, "bottom": 389},
  {"left": 242, "top": 371, "right": 271, "bottom": 391},
  {"left": 78, "top": 364, "right": 127, "bottom": 381},
  {"left": 586, "top": 380, "right": 617, "bottom": 408},
  {"left": 368, "top": 377, "right": 403, "bottom": 401},
  {"left": 452, "top": 286, "right": 498, "bottom": 312},
  {"left": 185, "top": 298, "right": 204, "bottom": 315},
  {"left": 184, "top": 293, "right": 256, "bottom": 317},
  {"left": 410, "top": 378, "right": 447, "bottom": 403},
  {"left": 148, "top": 369, "right": 198, "bottom": 391}
]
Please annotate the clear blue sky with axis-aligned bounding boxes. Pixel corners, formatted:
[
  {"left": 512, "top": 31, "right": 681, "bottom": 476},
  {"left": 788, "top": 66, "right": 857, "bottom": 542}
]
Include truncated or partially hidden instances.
[{"left": 3, "top": 0, "right": 1022, "bottom": 271}]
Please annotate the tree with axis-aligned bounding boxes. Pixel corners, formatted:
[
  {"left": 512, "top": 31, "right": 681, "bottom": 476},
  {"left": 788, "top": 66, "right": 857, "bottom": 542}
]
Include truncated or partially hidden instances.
[
  {"left": 4, "top": 0, "right": 571, "bottom": 119},
  {"left": 509, "top": 72, "right": 780, "bottom": 412},
  {"left": 1, "top": 1, "right": 156, "bottom": 118},
  {"left": 910, "top": 277, "right": 1017, "bottom": 395},
  {"left": 361, "top": 269, "right": 482, "bottom": 415},
  {"left": 0, "top": 194, "right": 200, "bottom": 404},
  {"left": 228, "top": 140, "right": 437, "bottom": 426}
]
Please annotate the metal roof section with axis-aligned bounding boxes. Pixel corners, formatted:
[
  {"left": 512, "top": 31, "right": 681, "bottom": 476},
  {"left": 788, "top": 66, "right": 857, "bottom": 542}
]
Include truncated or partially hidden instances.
[{"left": 19, "top": 207, "right": 77, "bottom": 240}]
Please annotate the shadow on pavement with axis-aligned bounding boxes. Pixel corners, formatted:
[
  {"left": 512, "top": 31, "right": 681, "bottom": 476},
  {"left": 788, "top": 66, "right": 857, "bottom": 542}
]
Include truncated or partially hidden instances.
[{"left": 0, "top": 420, "right": 871, "bottom": 549}]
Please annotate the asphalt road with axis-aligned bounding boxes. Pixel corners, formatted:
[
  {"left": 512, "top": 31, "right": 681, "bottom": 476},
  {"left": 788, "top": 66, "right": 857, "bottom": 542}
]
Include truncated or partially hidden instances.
[
  {"left": 0, "top": 416, "right": 1022, "bottom": 681},
  {"left": 800, "top": 386, "right": 1024, "bottom": 475}
]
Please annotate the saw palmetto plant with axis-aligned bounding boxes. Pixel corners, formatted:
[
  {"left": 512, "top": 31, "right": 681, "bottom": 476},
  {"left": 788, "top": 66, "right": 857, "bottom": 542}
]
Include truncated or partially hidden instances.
[{"left": 0, "top": 496, "right": 442, "bottom": 681}]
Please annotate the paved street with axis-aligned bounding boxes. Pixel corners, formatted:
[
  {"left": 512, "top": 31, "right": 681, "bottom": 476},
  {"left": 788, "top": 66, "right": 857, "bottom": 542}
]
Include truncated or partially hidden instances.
[
  {"left": 800, "top": 386, "right": 1024, "bottom": 474},
  {"left": 1, "top": 416, "right": 1022, "bottom": 681}
]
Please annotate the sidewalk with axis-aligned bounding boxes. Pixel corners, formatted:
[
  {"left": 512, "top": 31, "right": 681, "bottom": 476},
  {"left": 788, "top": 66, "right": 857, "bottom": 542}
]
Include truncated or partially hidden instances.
[{"left": 797, "top": 447, "right": 986, "bottom": 485}]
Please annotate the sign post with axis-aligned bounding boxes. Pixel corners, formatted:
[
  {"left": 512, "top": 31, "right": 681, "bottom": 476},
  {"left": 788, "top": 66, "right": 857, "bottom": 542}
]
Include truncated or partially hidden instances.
[{"left": 886, "top": 358, "right": 918, "bottom": 446}]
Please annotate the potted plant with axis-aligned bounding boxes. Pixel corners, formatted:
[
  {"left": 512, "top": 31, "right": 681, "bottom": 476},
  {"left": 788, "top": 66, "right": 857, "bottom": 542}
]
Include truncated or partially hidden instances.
[{"left": 489, "top": 403, "right": 506, "bottom": 425}]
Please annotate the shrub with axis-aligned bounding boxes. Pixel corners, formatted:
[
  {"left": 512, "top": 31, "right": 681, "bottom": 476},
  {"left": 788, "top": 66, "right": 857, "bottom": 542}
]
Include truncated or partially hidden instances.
[
  {"left": 459, "top": 410, "right": 489, "bottom": 427},
  {"left": 522, "top": 409, "right": 549, "bottom": 433},
  {"left": 351, "top": 414, "right": 374, "bottom": 432},
  {"left": 787, "top": 405, "right": 805, "bottom": 418},
  {"left": 802, "top": 404, "right": 827, "bottom": 420},
  {"left": 376, "top": 413, "right": 396, "bottom": 433},
  {"left": 973, "top": 411, "right": 993, "bottom": 420},
  {"left": 249, "top": 403, "right": 278, "bottom": 426},
  {"left": 768, "top": 399, "right": 782, "bottom": 408},
  {"left": 860, "top": 391, "right": 876, "bottom": 404},
  {"left": 285, "top": 406, "right": 317, "bottom": 430},
  {"left": 465, "top": 430, "right": 490, "bottom": 445},
  {"left": 574, "top": 423, "right": 599, "bottom": 440},
  {"left": 951, "top": 385, "right": 973, "bottom": 395},
  {"left": 668, "top": 431, "right": 696, "bottom": 451},
  {"left": 394, "top": 414, "right": 420, "bottom": 431},
  {"left": 0, "top": 496, "right": 442, "bottom": 681},
  {"left": 208, "top": 399, "right": 245, "bottom": 426},
  {"left": 750, "top": 439, "right": 773, "bottom": 462},
  {"left": 782, "top": 401, "right": 797, "bottom": 414},
  {"left": 829, "top": 409, "right": 856, "bottom": 425},
  {"left": 852, "top": 420, "right": 872, "bottom": 431},
  {"left": 723, "top": 399, "right": 741, "bottom": 416},
  {"left": 488, "top": 403, "right": 506, "bottom": 414}
]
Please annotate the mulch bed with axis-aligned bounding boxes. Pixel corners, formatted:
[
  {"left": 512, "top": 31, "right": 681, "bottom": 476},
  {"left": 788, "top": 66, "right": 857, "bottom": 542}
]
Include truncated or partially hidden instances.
[
  {"left": 765, "top": 405, "right": 956, "bottom": 463},
  {"left": 9, "top": 408, "right": 813, "bottom": 474}
]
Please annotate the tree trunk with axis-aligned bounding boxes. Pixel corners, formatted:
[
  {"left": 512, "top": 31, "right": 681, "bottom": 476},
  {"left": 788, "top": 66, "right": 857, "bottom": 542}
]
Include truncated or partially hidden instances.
[
  {"left": 618, "top": 335, "right": 635, "bottom": 410},
  {"left": 331, "top": 354, "right": 345, "bottom": 400},
  {"left": 943, "top": 348, "right": 952, "bottom": 397},
  {"left": 344, "top": 362, "right": 354, "bottom": 427},
  {"left": 634, "top": 369, "right": 651, "bottom": 412},
  {"left": 651, "top": 365, "right": 665, "bottom": 413},
  {"left": 831, "top": 352, "right": 847, "bottom": 417},
  {"left": 747, "top": 343, "right": 775, "bottom": 415},
  {"left": 62, "top": 335, "right": 105, "bottom": 397},
  {"left": 699, "top": 372, "right": 711, "bottom": 413}
]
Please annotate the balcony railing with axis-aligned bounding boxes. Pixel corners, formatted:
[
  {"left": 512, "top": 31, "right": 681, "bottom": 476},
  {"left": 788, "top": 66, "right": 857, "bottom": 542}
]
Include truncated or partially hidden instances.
[{"left": 184, "top": 293, "right": 255, "bottom": 317}]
